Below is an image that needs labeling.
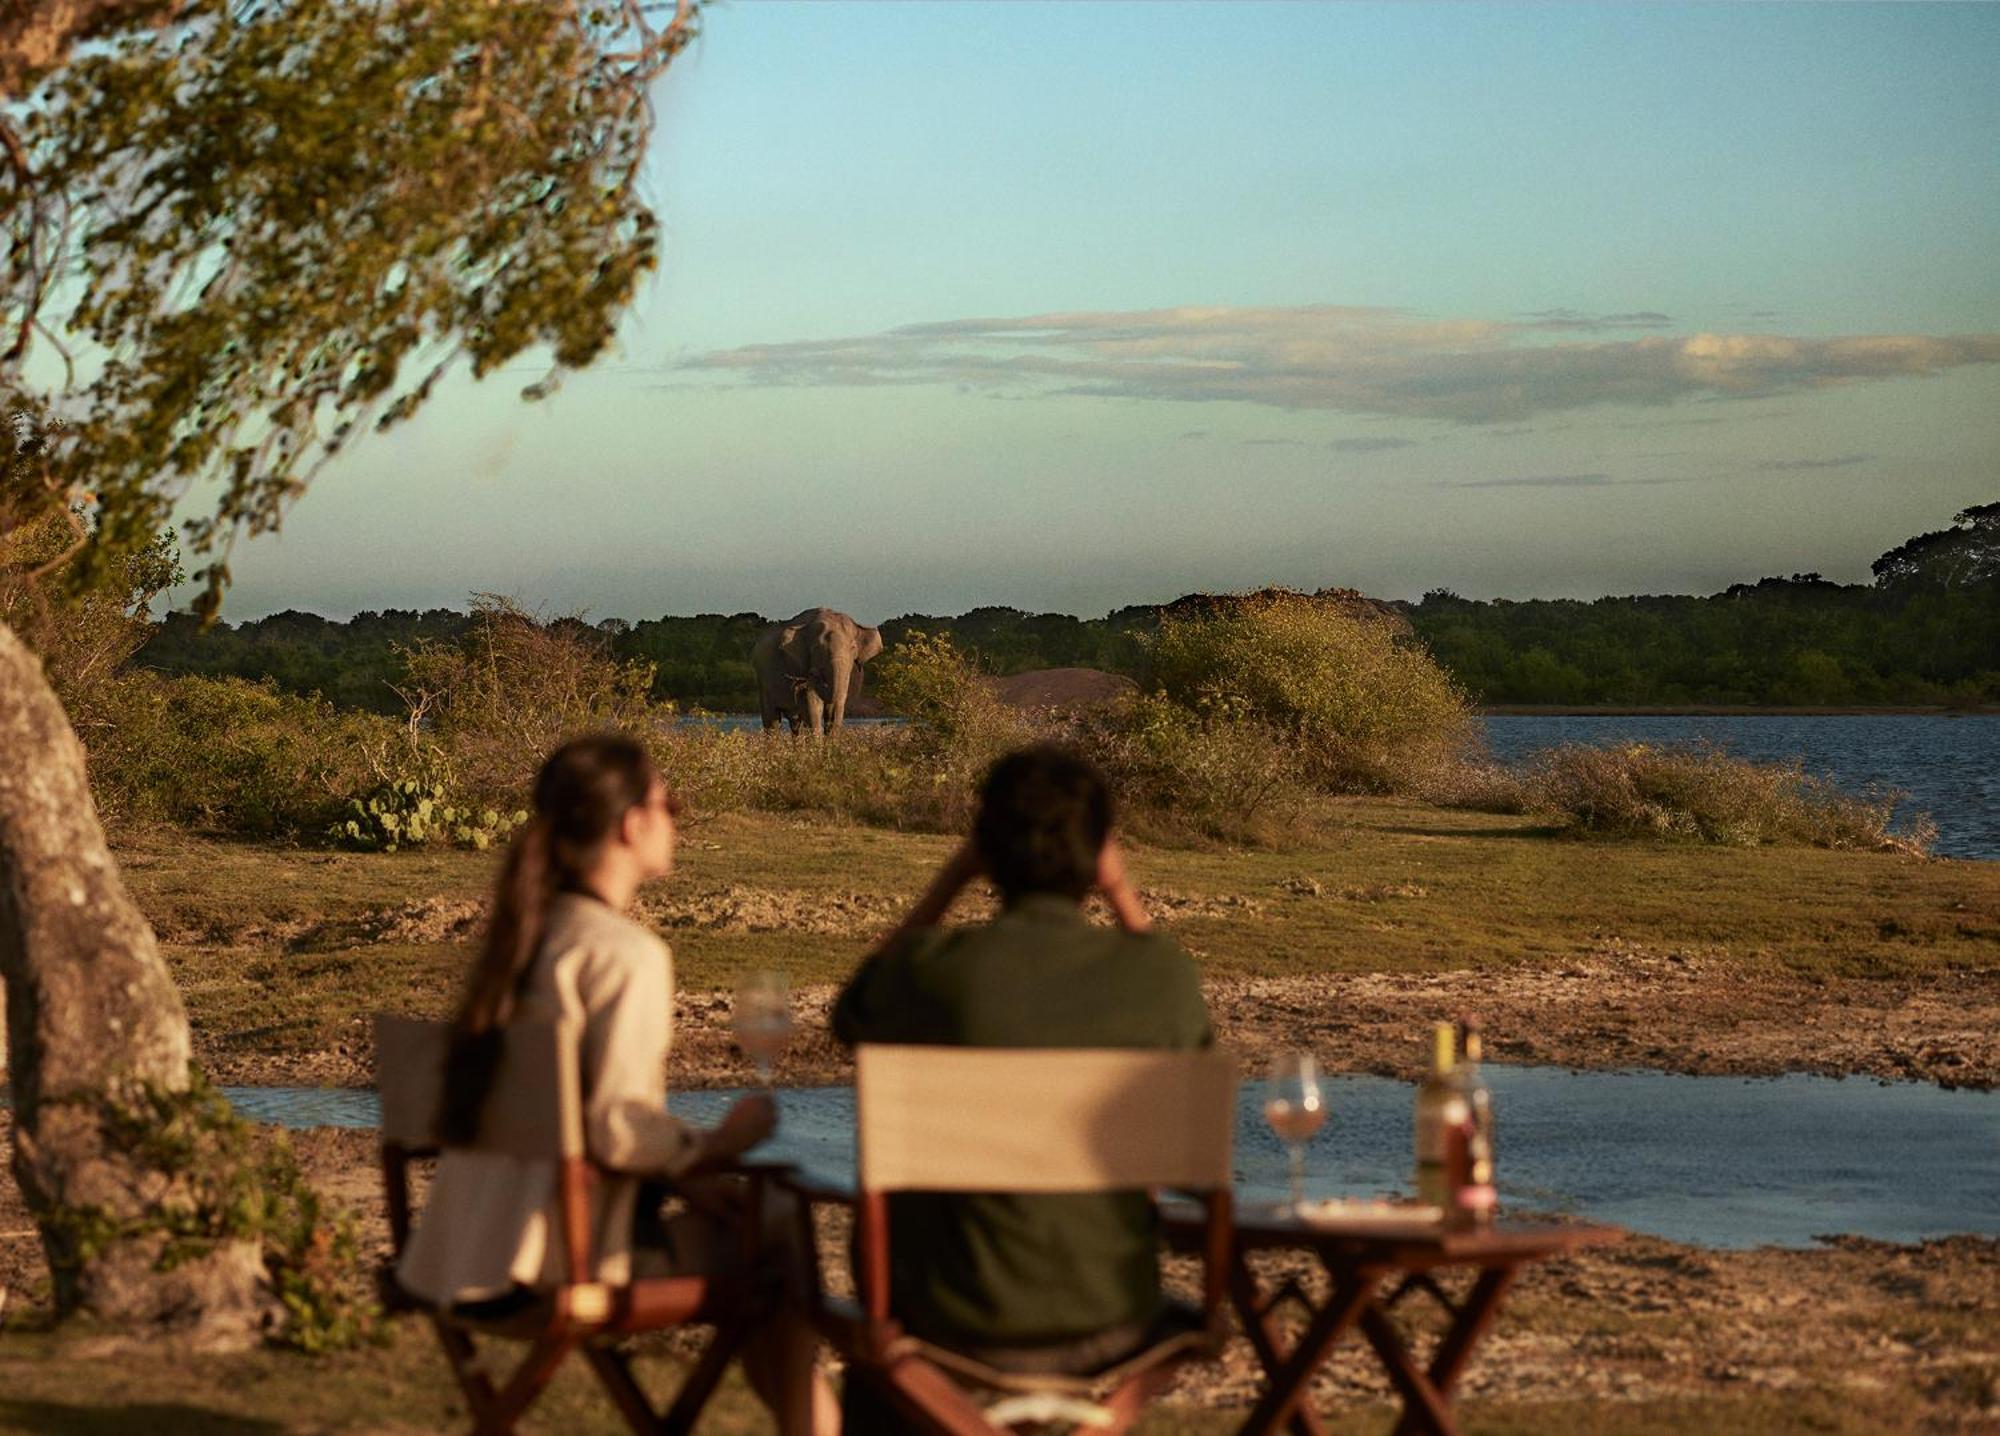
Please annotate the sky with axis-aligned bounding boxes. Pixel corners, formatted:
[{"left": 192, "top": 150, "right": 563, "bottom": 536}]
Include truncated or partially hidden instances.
[{"left": 202, "top": 2, "right": 2000, "bottom": 623}]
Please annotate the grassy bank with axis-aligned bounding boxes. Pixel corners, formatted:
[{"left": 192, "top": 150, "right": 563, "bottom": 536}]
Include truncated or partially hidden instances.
[{"left": 108, "top": 798, "right": 2000, "bottom": 1090}]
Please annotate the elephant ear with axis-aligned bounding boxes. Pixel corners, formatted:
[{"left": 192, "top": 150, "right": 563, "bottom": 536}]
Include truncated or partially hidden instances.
[{"left": 856, "top": 627, "right": 884, "bottom": 663}]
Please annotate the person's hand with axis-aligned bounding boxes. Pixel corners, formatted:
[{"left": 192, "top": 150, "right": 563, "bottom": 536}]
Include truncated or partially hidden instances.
[
  {"left": 1096, "top": 836, "right": 1152, "bottom": 933},
  {"left": 701, "top": 1093, "right": 776, "bottom": 1165},
  {"left": 941, "top": 835, "right": 985, "bottom": 889}
]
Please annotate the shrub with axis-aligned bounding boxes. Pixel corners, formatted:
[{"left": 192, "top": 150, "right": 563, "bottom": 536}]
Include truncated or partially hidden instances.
[
  {"left": 82, "top": 671, "right": 395, "bottom": 835},
  {"left": 1524, "top": 742, "right": 1933, "bottom": 852},
  {"left": 1143, "top": 591, "right": 1476, "bottom": 793},
  {"left": 397, "top": 594, "right": 662, "bottom": 797},
  {"left": 1064, "top": 695, "right": 1322, "bottom": 846},
  {"left": 873, "top": 630, "right": 1031, "bottom": 755}
]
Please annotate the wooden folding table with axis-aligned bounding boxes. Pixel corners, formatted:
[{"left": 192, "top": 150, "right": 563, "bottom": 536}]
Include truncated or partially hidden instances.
[{"left": 1162, "top": 1207, "right": 1623, "bottom": 1436}]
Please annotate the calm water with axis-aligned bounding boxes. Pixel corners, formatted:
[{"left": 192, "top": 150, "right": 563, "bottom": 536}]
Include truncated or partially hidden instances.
[
  {"left": 1483, "top": 714, "right": 2000, "bottom": 860},
  {"left": 222, "top": 1067, "right": 1999, "bottom": 1250}
]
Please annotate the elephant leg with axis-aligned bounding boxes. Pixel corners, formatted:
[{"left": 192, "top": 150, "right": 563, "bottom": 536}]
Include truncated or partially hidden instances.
[{"left": 802, "top": 686, "right": 826, "bottom": 738}]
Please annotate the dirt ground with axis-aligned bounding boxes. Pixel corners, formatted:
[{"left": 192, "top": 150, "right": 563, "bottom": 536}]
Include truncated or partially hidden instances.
[{"left": 2, "top": 1122, "right": 1993, "bottom": 1432}]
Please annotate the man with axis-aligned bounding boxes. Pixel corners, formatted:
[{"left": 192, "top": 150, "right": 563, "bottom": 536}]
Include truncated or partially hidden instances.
[{"left": 831, "top": 744, "right": 1212, "bottom": 1423}]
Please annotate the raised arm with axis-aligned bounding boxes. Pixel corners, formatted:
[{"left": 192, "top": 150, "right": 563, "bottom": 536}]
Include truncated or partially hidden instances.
[
  {"left": 863, "top": 836, "right": 985, "bottom": 962},
  {"left": 1096, "top": 834, "right": 1153, "bottom": 933}
]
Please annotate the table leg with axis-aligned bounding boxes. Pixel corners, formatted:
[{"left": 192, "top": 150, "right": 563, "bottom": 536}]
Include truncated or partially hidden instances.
[
  {"left": 1370, "top": 1265, "right": 1520, "bottom": 1436},
  {"left": 1234, "top": 1269, "right": 1382, "bottom": 1436},
  {"left": 1228, "top": 1263, "right": 1331, "bottom": 1436}
]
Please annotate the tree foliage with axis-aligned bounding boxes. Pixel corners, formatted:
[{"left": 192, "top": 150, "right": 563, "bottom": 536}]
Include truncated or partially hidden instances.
[
  {"left": 1, "top": 0, "right": 697, "bottom": 611},
  {"left": 1869, "top": 501, "right": 2000, "bottom": 591}
]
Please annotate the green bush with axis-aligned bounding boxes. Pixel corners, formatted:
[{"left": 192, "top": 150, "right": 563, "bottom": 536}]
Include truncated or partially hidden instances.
[
  {"left": 1524, "top": 742, "right": 1933, "bottom": 852},
  {"left": 1143, "top": 591, "right": 1477, "bottom": 793},
  {"left": 82, "top": 672, "right": 396, "bottom": 835}
]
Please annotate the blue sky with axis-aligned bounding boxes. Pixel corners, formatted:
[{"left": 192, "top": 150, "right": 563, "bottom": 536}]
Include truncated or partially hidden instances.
[{"left": 211, "top": 2, "right": 2000, "bottom": 621}]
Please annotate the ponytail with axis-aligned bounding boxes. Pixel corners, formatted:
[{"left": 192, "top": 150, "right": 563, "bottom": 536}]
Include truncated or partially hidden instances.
[
  {"left": 438, "top": 816, "right": 554, "bottom": 1145},
  {"left": 435, "top": 732, "right": 661, "bottom": 1146}
]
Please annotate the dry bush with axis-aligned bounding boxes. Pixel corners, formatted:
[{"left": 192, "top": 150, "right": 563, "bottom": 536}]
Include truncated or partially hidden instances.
[
  {"left": 397, "top": 594, "right": 661, "bottom": 796},
  {"left": 1062, "top": 695, "right": 1325, "bottom": 846},
  {"left": 1143, "top": 591, "right": 1476, "bottom": 793},
  {"left": 1525, "top": 742, "right": 1933, "bottom": 852}
]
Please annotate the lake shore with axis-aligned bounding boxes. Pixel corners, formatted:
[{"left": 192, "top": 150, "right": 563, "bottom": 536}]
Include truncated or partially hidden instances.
[
  {"left": 62, "top": 800, "right": 1999, "bottom": 1093},
  {"left": 2, "top": 803, "right": 1995, "bottom": 1430}
]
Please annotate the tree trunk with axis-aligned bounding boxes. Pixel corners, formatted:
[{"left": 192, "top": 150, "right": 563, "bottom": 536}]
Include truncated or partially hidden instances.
[{"left": 0, "top": 618, "right": 266, "bottom": 1337}]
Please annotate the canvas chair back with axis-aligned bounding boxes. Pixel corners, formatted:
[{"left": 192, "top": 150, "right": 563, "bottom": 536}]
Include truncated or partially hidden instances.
[
  {"left": 375, "top": 1014, "right": 593, "bottom": 1287},
  {"left": 375, "top": 1014, "right": 582, "bottom": 1162},
  {"left": 855, "top": 1044, "right": 1237, "bottom": 1195}
]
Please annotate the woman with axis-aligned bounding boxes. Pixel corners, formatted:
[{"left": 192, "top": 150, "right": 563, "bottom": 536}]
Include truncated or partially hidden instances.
[{"left": 397, "top": 733, "right": 836, "bottom": 1435}]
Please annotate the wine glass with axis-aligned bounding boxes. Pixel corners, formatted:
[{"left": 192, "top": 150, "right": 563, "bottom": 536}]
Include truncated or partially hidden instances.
[
  {"left": 732, "top": 968, "right": 794, "bottom": 1088},
  {"left": 1264, "top": 1051, "right": 1326, "bottom": 1216}
]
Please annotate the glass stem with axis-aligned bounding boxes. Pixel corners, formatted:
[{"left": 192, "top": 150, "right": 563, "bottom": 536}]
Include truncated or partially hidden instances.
[{"left": 1288, "top": 1143, "right": 1305, "bottom": 1212}]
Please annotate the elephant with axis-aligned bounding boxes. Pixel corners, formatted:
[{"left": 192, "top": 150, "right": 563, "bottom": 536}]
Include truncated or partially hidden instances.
[{"left": 750, "top": 608, "right": 885, "bottom": 736}]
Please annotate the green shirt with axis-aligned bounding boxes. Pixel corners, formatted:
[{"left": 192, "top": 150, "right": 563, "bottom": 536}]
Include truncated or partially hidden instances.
[{"left": 831, "top": 894, "right": 1212, "bottom": 1346}]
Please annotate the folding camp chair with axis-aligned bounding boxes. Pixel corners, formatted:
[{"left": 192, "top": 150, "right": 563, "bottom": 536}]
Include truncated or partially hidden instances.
[
  {"left": 375, "top": 1015, "right": 773, "bottom": 1436},
  {"left": 811, "top": 1044, "right": 1239, "bottom": 1436}
]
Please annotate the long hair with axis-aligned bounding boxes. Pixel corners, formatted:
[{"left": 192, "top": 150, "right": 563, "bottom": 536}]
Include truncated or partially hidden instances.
[{"left": 437, "top": 732, "right": 664, "bottom": 1145}]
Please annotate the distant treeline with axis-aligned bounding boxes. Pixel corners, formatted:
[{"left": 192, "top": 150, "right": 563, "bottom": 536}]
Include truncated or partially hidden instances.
[{"left": 136, "top": 503, "right": 2000, "bottom": 710}]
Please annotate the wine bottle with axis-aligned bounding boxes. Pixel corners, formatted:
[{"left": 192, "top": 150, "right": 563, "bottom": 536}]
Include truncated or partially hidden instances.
[
  {"left": 1456, "top": 1020, "right": 1497, "bottom": 1222},
  {"left": 1414, "top": 1021, "right": 1469, "bottom": 1209}
]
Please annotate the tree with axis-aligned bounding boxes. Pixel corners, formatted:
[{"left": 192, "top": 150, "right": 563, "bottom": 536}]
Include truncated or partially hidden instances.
[
  {"left": 0, "top": 0, "right": 699, "bottom": 1339},
  {"left": 1871, "top": 501, "right": 2000, "bottom": 591}
]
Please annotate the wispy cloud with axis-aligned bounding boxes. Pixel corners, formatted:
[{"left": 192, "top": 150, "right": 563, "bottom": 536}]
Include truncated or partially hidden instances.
[
  {"left": 1752, "top": 453, "right": 1874, "bottom": 471},
  {"left": 682, "top": 305, "right": 2000, "bottom": 425},
  {"left": 1516, "top": 309, "right": 1674, "bottom": 332},
  {"left": 1329, "top": 435, "right": 1419, "bottom": 453},
  {"left": 1243, "top": 436, "right": 1309, "bottom": 448},
  {"left": 1450, "top": 473, "right": 1614, "bottom": 489}
]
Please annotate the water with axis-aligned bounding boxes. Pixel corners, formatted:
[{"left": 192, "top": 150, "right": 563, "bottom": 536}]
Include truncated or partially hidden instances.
[
  {"left": 1482, "top": 713, "right": 2000, "bottom": 860},
  {"left": 220, "top": 1067, "right": 2000, "bottom": 1249}
]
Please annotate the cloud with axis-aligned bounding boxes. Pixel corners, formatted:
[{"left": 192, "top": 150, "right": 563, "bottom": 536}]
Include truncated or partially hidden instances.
[
  {"left": 1517, "top": 309, "right": 1675, "bottom": 332},
  {"left": 1751, "top": 453, "right": 1874, "bottom": 471},
  {"left": 1449, "top": 473, "right": 1614, "bottom": 489},
  {"left": 682, "top": 305, "right": 2000, "bottom": 425},
  {"left": 1329, "top": 436, "right": 1419, "bottom": 452},
  {"left": 1243, "top": 436, "right": 1309, "bottom": 447},
  {"left": 1176, "top": 429, "right": 1210, "bottom": 441}
]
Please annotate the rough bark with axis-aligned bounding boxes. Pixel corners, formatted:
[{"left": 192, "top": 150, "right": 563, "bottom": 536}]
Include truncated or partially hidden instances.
[{"left": 0, "top": 617, "right": 266, "bottom": 1336}]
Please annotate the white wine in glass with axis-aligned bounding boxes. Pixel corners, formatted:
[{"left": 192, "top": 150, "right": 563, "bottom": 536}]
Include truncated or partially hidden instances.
[
  {"left": 1264, "top": 1051, "right": 1326, "bottom": 1215},
  {"left": 732, "top": 969, "right": 794, "bottom": 1086}
]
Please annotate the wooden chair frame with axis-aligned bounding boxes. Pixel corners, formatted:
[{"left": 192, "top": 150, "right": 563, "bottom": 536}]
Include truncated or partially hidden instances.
[
  {"left": 807, "top": 1044, "right": 1240, "bottom": 1436},
  {"left": 375, "top": 1015, "right": 774, "bottom": 1436}
]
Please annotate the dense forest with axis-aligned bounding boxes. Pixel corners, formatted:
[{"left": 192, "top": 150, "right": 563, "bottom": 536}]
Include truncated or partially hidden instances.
[{"left": 137, "top": 503, "right": 2000, "bottom": 711}]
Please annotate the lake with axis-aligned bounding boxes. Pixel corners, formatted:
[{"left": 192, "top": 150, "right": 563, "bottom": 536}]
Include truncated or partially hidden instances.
[
  {"left": 1483, "top": 713, "right": 2000, "bottom": 860},
  {"left": 222, "top": 1066, "right": 2000, "bottom": 1250}
]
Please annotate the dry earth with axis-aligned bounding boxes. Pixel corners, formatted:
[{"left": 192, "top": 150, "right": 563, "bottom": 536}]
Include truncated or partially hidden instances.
[
  {"left": 151, "top": 883, "right": 2000, "bottom": 1091},
  {"left": 2, "top": 1122, "right": 1992, "bottom": 1430}
]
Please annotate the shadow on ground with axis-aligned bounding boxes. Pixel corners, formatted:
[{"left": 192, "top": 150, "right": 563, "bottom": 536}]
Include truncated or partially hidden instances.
[{"left": 0, "top": 1401, "right": 284, "bottom": 1435}]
